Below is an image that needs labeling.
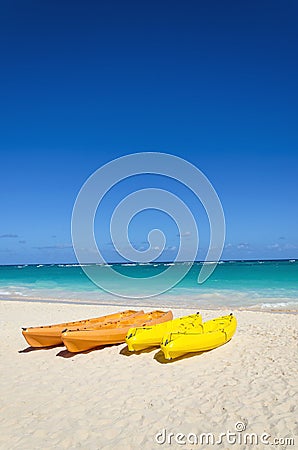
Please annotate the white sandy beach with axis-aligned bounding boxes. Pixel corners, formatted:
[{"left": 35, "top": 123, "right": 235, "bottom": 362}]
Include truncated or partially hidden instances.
[{"left": 0, "top": 300, "right": 297, "bottom": 449}]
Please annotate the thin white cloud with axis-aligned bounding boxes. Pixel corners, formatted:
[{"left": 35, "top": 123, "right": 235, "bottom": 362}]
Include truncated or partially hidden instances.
[
  {"left": 35, "top": 244, "right": 73, "bottom": 250},
  {"left": 284, "top": 243, "right": 298, "bottom": 249},
  {"left": 267, "top": 243, "right": 280, "bottom": 249},
  {"left": 177, "top": 231, "right": 191, "bottom": 237},
  {"left": 237, "top": 243, "right": 250, "bottom": 249}
]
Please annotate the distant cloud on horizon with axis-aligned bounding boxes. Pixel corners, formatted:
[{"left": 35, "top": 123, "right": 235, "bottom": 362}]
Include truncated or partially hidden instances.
[
  {"left": 267, "top": 243, "right": 280, "bottom": 249},
  {"left": 267, "top": 242, "right": 298, "bottom": 251},
  {"left": 34, "top": 244, "right": 73, "bottom": 250},
  {"left": 237, "top": 243, "right": 250, "bottom": 249},
  {"left": 0, "top": 234, "right": 19, "bottom": 238},
  {"left": 177, "top": 231, "right": 191, "bottom": 237},
  {"left": 225, "top": 242, "right": 251, "bottom": 250}
]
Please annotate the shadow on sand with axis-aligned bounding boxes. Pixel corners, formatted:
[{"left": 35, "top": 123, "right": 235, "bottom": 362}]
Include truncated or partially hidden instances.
[
  {"left": 56, "top": 343, "right": 121, "bottom": 358},
  {"left": 120, "top": 345, "right": 159, "bottom": 357},
  {"left": 153, "top": 349, "right": 209, "bottom": 364},
  {"left": 18, "top": 344, "right": 64, "bottom": 353}
]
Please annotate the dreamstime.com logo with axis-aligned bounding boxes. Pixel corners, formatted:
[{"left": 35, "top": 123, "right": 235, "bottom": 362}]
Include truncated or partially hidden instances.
[
  {"left": 155, "top": 422, "right": 295, "bottom": 447},
  {"left": 71, "top": 152, "right": 225, "bottom": 298}
]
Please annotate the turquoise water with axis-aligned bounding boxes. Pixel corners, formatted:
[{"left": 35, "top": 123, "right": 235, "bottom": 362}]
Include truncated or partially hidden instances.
[{"left": 0, "top": 260, "right": 297, "bottom": 311}]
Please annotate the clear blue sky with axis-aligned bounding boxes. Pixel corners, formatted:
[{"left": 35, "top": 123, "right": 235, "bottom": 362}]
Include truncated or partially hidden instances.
[{"left": 0, "top": 1, "right": 297, "bottom": 264}]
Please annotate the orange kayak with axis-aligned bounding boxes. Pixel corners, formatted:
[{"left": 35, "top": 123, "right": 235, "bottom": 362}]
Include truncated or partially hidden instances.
[
  {"left": 22, "top": 309, "right": 142, "bottom": 348},
  {"left": 62, "top": 310, "right": 173, "bottom": 353}
]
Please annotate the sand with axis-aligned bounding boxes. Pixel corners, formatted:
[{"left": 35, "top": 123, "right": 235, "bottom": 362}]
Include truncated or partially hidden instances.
[{"left": 0, "top": 300, "right": 297, "bottom": 450}]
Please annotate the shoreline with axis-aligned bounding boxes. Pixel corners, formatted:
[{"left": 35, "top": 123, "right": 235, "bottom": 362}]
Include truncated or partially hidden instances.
[
  {"left": 1, "top": 295, "right": 298, "bottom": 315},
  {"left": 1, "top": 259, "right": 298, "bottom": 315}
]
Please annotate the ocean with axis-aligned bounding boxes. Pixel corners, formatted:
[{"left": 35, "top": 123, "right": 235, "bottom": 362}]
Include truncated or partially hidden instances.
[{"left": 0, "top": 260, "right": 297, "bottom": 311}]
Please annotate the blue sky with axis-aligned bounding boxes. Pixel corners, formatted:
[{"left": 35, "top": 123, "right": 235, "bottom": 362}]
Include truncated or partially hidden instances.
[{"left": 0, "top": 1, "right": 297, "bottom": 264}]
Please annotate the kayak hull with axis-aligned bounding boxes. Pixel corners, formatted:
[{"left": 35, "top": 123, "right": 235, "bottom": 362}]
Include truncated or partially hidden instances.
[
  {"left": 126, "top": 313, "right": 202, "bottom": 352},
  {"left": 161, "top": 314, "right": 237, "bottom": 360},
  {"left": 62, "top": 310, "right": 173, "bottom": 353},
  {"left": 22, "top": 310, "right": 140, "bottom": 348}
]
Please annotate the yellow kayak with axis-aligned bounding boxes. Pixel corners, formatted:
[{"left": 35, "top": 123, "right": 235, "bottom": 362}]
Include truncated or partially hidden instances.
[
  {"left": 160, "top": 314, "right": 237, "bottom": 360},
  {"left": 22, "top": 310, "right": 141, "bottom": 348},
  {"left": 126, "top": 312, "right": 202, "bottom": 352}
]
